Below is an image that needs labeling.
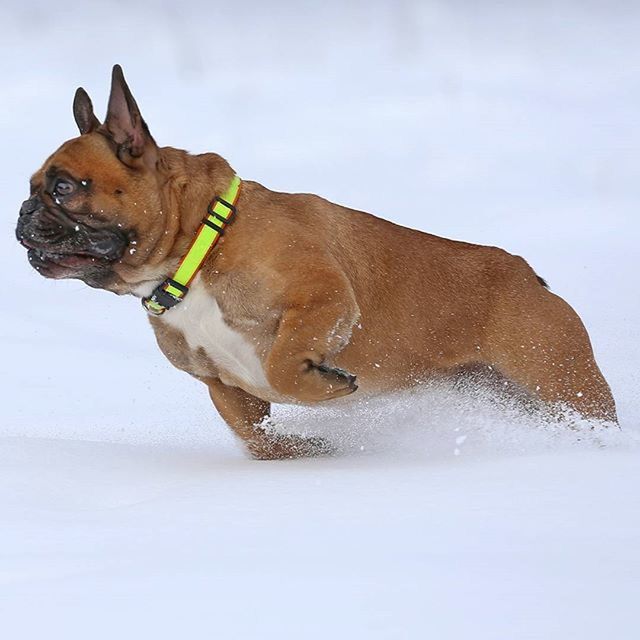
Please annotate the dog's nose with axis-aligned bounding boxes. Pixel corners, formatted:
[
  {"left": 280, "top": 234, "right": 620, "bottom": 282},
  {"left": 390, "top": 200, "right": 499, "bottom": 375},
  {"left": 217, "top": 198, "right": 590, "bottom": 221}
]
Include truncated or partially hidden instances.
[{"left": 19, "top": 196, "right": 40, "bottom": 217}]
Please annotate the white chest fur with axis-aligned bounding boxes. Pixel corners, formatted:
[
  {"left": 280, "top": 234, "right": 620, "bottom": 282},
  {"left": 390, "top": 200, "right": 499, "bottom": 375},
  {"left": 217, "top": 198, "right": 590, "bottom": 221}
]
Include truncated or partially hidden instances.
[{"left": 159, "top": 274, "right": 270, "bottom": 391}]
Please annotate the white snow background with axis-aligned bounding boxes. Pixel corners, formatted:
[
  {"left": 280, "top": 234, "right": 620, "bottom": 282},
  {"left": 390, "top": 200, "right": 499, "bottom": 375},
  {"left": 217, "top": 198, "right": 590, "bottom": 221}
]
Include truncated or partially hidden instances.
[{"left": 1, "top": 1, "right": 639, "bottom": 638}]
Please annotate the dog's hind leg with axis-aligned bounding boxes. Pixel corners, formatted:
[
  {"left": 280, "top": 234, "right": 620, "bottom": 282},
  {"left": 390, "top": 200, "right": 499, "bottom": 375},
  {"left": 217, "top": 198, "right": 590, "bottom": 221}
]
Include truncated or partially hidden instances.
[{"left": 484, "top": 288, "right": 617, "bottom": 423}]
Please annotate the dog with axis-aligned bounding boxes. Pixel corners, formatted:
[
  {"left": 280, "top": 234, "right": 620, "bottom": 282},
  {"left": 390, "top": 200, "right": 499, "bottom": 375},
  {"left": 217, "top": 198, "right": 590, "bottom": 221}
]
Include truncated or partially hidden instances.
[{"left": 16, "top": 65, "right": 617, "bottom": 459}]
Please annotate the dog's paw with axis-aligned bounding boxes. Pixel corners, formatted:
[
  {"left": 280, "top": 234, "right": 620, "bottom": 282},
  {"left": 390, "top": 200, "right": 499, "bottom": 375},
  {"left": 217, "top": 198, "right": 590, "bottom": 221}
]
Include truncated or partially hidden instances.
[{"left": 247, "top": 434, "right": 336, "bottom": 460}]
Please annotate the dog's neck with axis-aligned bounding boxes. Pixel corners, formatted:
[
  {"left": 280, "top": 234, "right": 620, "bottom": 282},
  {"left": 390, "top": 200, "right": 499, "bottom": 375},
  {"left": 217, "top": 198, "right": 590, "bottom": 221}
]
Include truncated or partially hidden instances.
[
  {"left": 123, "top": 148, "right": 237, "bottom": 298},
  {"left": 158, "top": 147, "right": 236, "bottom": 264}
]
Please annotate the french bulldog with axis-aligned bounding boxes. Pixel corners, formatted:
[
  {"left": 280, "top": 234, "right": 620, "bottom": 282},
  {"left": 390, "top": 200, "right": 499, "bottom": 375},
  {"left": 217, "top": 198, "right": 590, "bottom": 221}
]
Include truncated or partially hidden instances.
[{"left": 16, "top": 66, "right": 617, "bottom": 458}]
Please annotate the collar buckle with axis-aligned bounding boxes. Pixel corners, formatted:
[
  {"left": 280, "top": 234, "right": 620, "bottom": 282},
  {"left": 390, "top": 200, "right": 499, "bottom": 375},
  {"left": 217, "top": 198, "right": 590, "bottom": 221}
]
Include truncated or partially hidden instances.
[{"left": 142, "top": 278, "right": 189, "bottom": 316}]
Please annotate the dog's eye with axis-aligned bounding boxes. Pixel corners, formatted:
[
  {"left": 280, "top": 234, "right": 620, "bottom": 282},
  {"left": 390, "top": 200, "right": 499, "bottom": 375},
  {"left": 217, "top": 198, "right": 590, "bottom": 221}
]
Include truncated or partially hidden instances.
[{"left": 54, "top": 179, "right": 75, "bottom": 196}]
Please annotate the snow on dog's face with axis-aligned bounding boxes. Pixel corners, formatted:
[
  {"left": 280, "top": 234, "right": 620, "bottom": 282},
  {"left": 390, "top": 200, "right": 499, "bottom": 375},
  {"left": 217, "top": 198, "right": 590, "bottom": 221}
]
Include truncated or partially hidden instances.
[{"left": 16, "top": 66, "right": 171, "bottom": 294}]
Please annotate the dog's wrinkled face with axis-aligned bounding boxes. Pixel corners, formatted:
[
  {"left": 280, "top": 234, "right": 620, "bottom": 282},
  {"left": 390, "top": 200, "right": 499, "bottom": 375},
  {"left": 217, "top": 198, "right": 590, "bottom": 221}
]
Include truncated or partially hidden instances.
[
  {"left": 16, "top": 66, "right": 167, "bottom": 293},
  {"left": 17, "top": 138, "right": 130, "bottom": 287}
]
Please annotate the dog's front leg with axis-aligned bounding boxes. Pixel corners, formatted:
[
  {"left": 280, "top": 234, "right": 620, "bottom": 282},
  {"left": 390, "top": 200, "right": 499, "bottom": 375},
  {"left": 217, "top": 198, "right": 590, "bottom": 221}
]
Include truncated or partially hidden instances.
[
  {"left": 205, "top": 378, "right": 333, "bottom": 460},
  {"left": 265, "top": 274, "right": 359, "bottom": 404}
]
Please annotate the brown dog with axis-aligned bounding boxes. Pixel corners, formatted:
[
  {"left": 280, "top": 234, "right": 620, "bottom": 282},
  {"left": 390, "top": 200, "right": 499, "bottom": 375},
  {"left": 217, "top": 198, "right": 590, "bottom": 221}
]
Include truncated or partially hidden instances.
[{"left": 16, "top": 66, "right": 617, "bottom": 459}]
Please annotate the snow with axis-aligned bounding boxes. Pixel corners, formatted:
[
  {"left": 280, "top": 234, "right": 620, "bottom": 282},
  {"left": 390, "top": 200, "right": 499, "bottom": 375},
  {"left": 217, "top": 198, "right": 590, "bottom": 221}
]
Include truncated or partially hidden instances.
[{"left": 2, "top": 1, "right": 639, "bottom": 638}]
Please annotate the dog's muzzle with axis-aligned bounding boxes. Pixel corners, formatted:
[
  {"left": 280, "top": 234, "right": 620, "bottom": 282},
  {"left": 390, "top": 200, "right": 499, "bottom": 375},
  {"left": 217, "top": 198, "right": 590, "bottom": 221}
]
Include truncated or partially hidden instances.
[{"left": 16, "top": 196, "right": 127, "bottom": 271}]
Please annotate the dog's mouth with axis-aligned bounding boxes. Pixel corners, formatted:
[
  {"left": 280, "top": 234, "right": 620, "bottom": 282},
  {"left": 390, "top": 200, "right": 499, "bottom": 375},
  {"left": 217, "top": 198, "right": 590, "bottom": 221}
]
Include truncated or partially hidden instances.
[
  {"left": 17, "top": 199, "right": 129, "bottom": 278},
  {"left": 28, "top": 247, "right": 109, "bottom": 269},
  {"left": 25, "top": 241, "right": 125, "bottom": 280}
]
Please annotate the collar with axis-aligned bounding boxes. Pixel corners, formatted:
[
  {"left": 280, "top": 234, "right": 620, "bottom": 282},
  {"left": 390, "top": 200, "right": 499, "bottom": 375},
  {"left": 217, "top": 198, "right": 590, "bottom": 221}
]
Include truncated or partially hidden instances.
[{"left": 142, "top": 175, "right": 242, "bottom": 315}]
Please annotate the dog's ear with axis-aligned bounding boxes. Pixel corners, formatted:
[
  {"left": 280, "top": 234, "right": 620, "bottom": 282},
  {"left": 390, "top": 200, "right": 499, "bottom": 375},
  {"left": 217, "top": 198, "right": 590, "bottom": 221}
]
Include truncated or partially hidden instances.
[
  {"left": 73, "top": 87, "right": 101, "bottom": 134},
  {"left": 103, "top": 64, "right": 157, "bottom": 164}
]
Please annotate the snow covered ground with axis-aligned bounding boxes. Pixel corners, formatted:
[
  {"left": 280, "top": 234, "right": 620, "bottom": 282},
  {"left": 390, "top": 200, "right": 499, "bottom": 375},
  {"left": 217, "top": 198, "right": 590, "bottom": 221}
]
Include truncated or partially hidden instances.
[{"left": 1, "top": 1, "right": 639, "bottom": 638}]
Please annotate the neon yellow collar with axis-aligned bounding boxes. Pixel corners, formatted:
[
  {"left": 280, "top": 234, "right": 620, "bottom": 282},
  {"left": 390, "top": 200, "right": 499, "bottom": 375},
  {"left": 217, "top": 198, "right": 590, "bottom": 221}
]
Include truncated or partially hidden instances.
[{"left": 142, "top": 175, "right": 242, "bottom": 315}]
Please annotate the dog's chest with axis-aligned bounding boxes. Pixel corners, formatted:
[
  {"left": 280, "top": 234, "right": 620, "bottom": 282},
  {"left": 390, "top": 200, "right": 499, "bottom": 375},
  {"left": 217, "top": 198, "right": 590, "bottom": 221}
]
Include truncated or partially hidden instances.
[{"left": 153, "top": 276, "right": 270, "bottom": 391}]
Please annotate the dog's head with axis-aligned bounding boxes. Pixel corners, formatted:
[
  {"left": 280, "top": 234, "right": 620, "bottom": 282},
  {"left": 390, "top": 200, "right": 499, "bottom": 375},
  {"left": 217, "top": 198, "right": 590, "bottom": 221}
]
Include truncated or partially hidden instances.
[{"left": 16, "top": 65, "right": 171, "bottom": 293}]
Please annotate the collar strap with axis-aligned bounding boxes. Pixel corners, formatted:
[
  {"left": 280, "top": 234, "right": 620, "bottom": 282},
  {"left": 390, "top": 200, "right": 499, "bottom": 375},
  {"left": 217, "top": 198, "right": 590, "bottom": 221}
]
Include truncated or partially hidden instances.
[{"left": 142, "top": 175, "right": 242, "bottom": 315}]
